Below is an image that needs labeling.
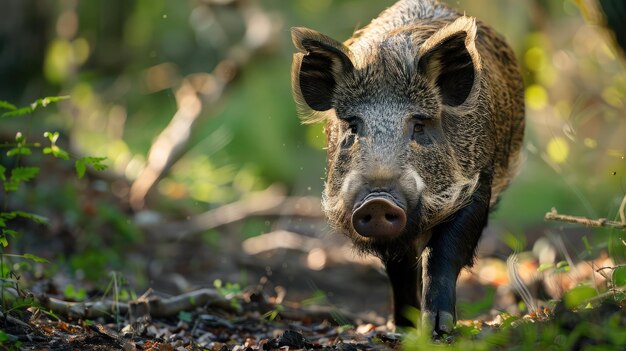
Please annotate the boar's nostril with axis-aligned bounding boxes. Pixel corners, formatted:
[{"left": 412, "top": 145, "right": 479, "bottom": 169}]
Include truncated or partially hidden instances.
[
  {"left": 351, "top": 197, "right": 407, "bottom": 238},
  {"left": 385, "top": 213, "right": 398, "bottom": 222}
]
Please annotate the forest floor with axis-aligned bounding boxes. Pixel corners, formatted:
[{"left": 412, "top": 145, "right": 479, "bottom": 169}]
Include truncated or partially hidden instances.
[
  {"left": 4, "top": 227, "right": 626, "bottom": 350},
  {"left": 2, "top": 162, "right": 626, "bottom": 350},
  {"left": 3, "top": 274, "right": 626, "bottom": 351}
]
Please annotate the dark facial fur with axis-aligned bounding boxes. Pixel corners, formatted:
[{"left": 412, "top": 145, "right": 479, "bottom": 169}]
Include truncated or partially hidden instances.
[
  {"left": 292, "top": 0, "right": 525, "bottom": 333},
  {"left": 291, "top": 0, "right": 524, "bottom": 253}
]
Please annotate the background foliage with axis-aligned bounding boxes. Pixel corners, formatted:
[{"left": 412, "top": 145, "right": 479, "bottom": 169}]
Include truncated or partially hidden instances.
[{"left": 0, "top": 0, "right": 625, "bottom": 327}]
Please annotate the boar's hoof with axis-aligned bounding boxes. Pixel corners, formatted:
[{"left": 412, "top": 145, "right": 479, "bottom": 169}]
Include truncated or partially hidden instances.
[
  {"left": 351, "top": 197, "right": 406, "bottom": 238},
  {"left": 422, "top": 310, "right": 455, "bottom": 337}
]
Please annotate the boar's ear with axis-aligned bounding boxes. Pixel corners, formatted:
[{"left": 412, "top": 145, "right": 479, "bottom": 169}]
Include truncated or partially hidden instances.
[
  {"left": 291, "top": 27, "right": 354, "bottom": 115},
  {"left": 417, "top": 16, "right": 481, "bottom": 107}
]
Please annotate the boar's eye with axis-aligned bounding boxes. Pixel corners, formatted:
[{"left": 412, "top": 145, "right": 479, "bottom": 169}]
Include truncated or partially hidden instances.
[
  {"left": 411, "top": 114, "right": 439, "bottom": 145},
  {"left": 411, "top": 114, "right": 428, "bottom": 140},
  {"left": 413, "top": 122, "right": 424, "bottom": 135},
  {"left": 339, "top": 116, "right": 361, "bottom": 148}
]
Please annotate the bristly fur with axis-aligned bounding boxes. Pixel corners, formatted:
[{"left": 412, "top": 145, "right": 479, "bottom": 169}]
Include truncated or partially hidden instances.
[
  {"left": 290, "top": 0, "right": 524, "bottom": 251},
  {"left": 290, "top": 0, "right": 525, "bottom": 331}
]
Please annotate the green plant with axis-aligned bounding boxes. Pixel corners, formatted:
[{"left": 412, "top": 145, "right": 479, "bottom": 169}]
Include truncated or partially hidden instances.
[
  {"left": 262, "top": 303, "right": 284, "bottom": 321},
  {"left": 213, "top": 279, "right": 242, "bottom": 310},
  {"left": 0, "top": 329, "right": 22, "bottom": 350},
  {"left": 0, "top": 96, "right": 108, "bottom": 321}
]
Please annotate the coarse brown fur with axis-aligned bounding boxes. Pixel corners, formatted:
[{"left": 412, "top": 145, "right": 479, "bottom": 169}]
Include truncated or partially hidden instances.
[
  {"left": 291, "top": 0, "right": 524, "bottom": 254},
  {"left": 291, "top": 0, "right": 525, "bottom": 333}
]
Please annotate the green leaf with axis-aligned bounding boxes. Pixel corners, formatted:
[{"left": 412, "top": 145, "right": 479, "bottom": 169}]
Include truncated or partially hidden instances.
[
  {"left": 0, "top": 164, "right": 5, "bottom": 181},
  {"left": 6, "top": 146, "right": 31, "bottom": 157},
  {"left": 75, "top": 157, "right": 108, "bottom": 178},
  {"left": 1, "top": 211, "right": 48, "bottom": 224},
  {"left": 302, "top": 290, "right": 327, "bottom": 306},
  {"left": 556, "top": 261, "right": 569, "bottom": 268},
  {"left": 44, "top": 131, "right": 60, "bottom": 143},
  {"left": 30, "top": 96, "right": 69, "bottom": 111},
  {"left": 564, "top": 285, "right": 597, "bottom": 309},
  {"left": 3, "top": 181, "right": 19, "bottom": 192},
  {"left": 538, "top": 262, "right": 554, "bottom": 272},
  {"left": 22, "top": 253, "right": 49, "bottom": 263},
  {"left": 455, "top": 324, "right": 481, "bottom": 337},
  {"left": 44, "top": 145, "right": 69, "bottom": 160},
  {"left": 0, "top": 236, "right": 7, "bottom": 247},
  {"left": 63, "top": 284, "right": 86, "bottom": 300},
  {"left": 0, "top": 212, "right": 16, "bottom": 220},
  {"left": 1, "top": 95, "right": 69, "bottom": 118},
  {"left": 53, "top": 148, "right": 70, "bottom": 160},
  {"left": 613, "top": 292, "right": 626, "bottom": 303},
  {"left": 555, "top": 260, "right": 571, "bottom": 273},
  {"left": 10, "top": 167, "right": 39, "bottom": 184},
  {"left": 75, "top": 159, "right": 86, "bottom": 179},
  {"left": 0, "top": 100, "right": 17, "bottom": 111},
  {"left": 43, "top": 132, "right": 69, "bottom": 159},
  {"left": 2, "top": 229, "right": 18, "bottom": 237},
  {"left": 500, "top": 314, "right": 521, "bottom": 329},
  {"left": 12, "top": 211, "right": 48, "bottom": 225},
  {"left": 9, "top": 297, "right": 38, "bottom": 310},
  {"left": 89, "top": 157, "right": 108, "bottom": 171},
  {"left": 502, "top": 232, "right": 525, "bottom": 251},
  {"left": 1, "top": 106, "right": 33, "bottom": 118},
  {"left": 612, "top": 266, "right": 626, "bottom": 287}
]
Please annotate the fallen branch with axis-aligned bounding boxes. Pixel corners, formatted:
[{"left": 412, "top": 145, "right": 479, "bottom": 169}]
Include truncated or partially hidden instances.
[
  {"left": 544, "top": 208, "right": 626, "bottom": 230},
  {"left": 129, "top": 2, "right": 280, "bottom": 209},
  {"left": 34, "top": 288, "right": 234, "bottom": 320},
  {"left": 145, "top": 185, "right": 323, "bottom": 239}
]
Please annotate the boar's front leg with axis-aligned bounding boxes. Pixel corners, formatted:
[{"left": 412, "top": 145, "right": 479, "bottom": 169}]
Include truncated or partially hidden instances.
[
  {"left": 420, "top": 171, "right": 492, "bottom": 336},
  {"left": 381, "top": 247, "right": 420, "bottom": 328}
]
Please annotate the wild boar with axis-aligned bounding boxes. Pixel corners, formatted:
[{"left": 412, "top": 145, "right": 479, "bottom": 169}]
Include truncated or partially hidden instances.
[{"left": 290, "top": 0, "right": 524, "bottom": 335}]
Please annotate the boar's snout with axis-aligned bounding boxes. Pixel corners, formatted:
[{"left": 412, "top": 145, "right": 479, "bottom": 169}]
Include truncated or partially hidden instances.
[{"left": 351, "top": 194, "right": 407, "bottom": 238}]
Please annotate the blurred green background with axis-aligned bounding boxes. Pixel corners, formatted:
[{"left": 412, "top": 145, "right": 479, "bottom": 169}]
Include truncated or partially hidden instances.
[{"left": 1, "top": 0, "right": 625, "bottom": 281}]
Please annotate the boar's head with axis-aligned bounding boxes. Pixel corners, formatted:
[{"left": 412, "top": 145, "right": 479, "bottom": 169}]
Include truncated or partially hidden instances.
[{"left": 291, "top": 17, "right": 489, "bottom": 253}]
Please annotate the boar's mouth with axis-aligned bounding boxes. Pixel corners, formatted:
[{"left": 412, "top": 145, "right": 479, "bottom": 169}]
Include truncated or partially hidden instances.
[{"left": 351, "top": 192, "right": 407, "bottom": 239}]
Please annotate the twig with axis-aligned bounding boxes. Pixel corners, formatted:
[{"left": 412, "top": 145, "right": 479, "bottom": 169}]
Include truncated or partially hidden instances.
[{"left": 544, "top": 208, "right": 626, "bottom": 230}]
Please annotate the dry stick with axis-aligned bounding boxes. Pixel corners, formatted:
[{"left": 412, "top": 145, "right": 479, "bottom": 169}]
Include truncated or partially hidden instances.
[
  {"left": 544, "top": 208, "right": 626, "bottom": 230},
  {"left": 147, "top": 186, "right": 323, "bottom": 239},
  {"left": 129, "top": 2, "right": 279, "bottom": 210},
  {"left": 34, "top": 288, "right": 233, "bottom": 320},
  {"left": 4, "top": 286, "right": 384, "bottom": 326},
  {"left": 0, "top": 311, "right": 33, "bottom": 330}
]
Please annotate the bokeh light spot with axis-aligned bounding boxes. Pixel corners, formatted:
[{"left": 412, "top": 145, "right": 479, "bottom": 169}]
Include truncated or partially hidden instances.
[
  {"left": 525, "top": 84, "right": 548, "bottom": 110},
  {"left": 547, "top": 137, "right": 569, "bottom": 164}
]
